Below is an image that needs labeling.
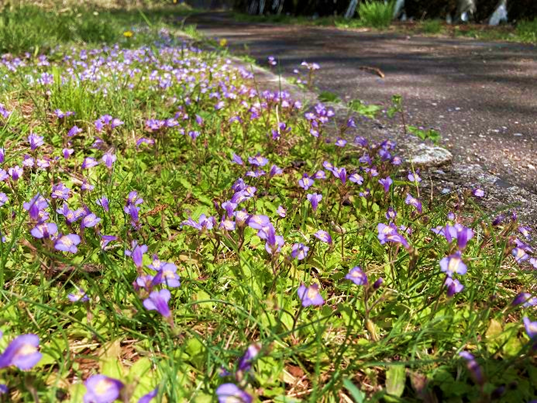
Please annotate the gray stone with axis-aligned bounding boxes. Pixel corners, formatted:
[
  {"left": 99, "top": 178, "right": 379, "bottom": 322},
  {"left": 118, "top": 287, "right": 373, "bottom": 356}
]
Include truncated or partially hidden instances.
[{"left": 407, "top": 143, "right": 453, "bottom": 167}]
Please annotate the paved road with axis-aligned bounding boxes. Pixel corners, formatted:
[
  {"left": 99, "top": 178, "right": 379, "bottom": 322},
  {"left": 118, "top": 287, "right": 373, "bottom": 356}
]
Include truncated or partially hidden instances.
[{"left": 186, "top": 12, "right": 537, "bottom": 194}]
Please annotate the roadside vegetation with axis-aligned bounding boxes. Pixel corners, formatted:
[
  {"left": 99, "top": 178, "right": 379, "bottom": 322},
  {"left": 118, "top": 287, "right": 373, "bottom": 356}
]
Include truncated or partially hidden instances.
[
  {"left": 232, "top": 13, "right": 537, "bottom": 44},
  {"left": 0, "top": 2, "right": 535, "bottom": 402}
]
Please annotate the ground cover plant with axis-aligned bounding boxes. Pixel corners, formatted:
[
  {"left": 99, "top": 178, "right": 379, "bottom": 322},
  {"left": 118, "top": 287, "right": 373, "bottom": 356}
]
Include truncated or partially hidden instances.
[{"left": 0, "top": 5, "right": 536, "bottom": 403}]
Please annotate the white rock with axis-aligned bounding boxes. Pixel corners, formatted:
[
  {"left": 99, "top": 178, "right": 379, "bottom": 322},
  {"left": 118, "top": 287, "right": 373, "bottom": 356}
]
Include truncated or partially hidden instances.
[{"left": 408, "top": 143, "right": 453, "bottom": 167}]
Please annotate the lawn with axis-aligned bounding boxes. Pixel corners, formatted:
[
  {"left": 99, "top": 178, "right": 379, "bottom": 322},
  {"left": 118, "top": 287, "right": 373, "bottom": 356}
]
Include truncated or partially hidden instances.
[{"left": 0, "top": 3, "right": 535, "bottom": 403}]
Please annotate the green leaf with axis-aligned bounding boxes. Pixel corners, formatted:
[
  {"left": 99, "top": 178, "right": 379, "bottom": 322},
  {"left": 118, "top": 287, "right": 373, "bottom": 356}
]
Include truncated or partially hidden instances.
[
  {"left": 386, "top": 365, "right": 406, "bottom": 397},
  {"left": 343, "top": 378, "right": 366, "bottom": 403}
]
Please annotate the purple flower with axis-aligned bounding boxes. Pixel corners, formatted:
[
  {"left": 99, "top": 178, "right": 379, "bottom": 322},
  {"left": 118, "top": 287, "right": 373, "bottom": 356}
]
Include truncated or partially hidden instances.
[
  {"left": 96, "top": 197, "right": 109, "bottom": 212},
  {"left": 248, "top": 154, "right": 268, "bottom": 167},
  {"left": 0, "top": 193, "right": 8, "bottom": 207},
  {"left": 68, "top": 126, "right": 82, "bottom": 137},
  {"left": 231, "top": 153, "right": 244, "bottom": 165},
  {"left": 143, "top": 289, "right": 172, "bottom": 318},
  {"left": 408, "top": 170, "right": 422, "bottom": 183},
  {"left": 276, "top": 205, "right": 286, "bottom": 218},
  {"left": 31, "top": 222, "right": 58, "bottom": 239},
  {"left": 155, "top": 263, "right": 181, "bottom": 288},
  {"left": 63, "top": 148, "right": 74, "bottom": 159},
  {"left": 512, "top": 293, "right": 537, "bottom": 308},
  {"left": 523, "top": 317, "right": 537, "bottom": 339},
  {"left": 28, "top": 133, "right": 44, "bottom": 151},
  {"left": 8, "top": 166, "right": 23, "bottom": 181},
  {"left": 68, "top": 287, "right": 89, "bottom": 303},
  {"left": 138, "top": 388, "right": 158, "bottom": 403},
  {"left": 0, "top": 334, "right": 42, "bottom": 370},
  {"left": 314, "top": 230, "right": 332, "bottom": 244},
  {"left": 81, "top": 213, "right": 101, "bottom": 229},
  {"left": 373, "top": 277, "right": 384, "bottom": 289},
  {"left": 83, "top": 375, "right": 124, "bottom": 403},
  {"left": 345, "top": 267, "right": 368, "bottom": 286},
  {"left": 459, "top": 352, "right": 484, "bottom": 385},
  {"left": 268, "top": 56, "right": 277, "bottom": 66},
  {"left": 269, "top": 164, "right": 283, "bottom": 178},
  {"left": 102, "top": 153, "right": 116, "bottom": 169},
  {"left": 125, "top": 241, "right": 148, "bottom": 269},
  {"left": 335, "top": 138, "right": 347, "bottom": 147},
  {"left": 291, "top": 243, "right": 309, "bottom": 260},
  {"left": 261, "top": 224, "right": 284, "bottom": 255},
  {"left": 405, "top": 193, "right": 423, "bottom": 213},
  {"left": 385, "top": 207, "right": 397, "bottom": 221},
  {"left": 298, "top": 175, "right": 314, "bottom": 190},
  {"left": 51, "top": 183, "right": 70, "bottom": 200},
  {"left": 307, "top": 193, "right": 322, "bottom": 211},
  {"left": 377, "top": 223, "right": 409, "bottom": 249},
  {"left": 440, "top": 252, "right": 467, "bottom": 276},
  {"left": 111, "top": 118, "right": 123, "bottom": 129},
  {"left": 519, "top": 226, "right": 532, "bottom": 240},
  {"left": 512, "top": 246, "right": 530, "bottom": 264},
  {"left": 55, "top": 234, "right": 81, "bottom": 253},
  {"left": 442, "top": 224, "right": 474, "bottom": 250},
  {"left": 0, "top": 384, "right": 7, "bottom": 395},
  {"left": 237, "top": 343, "right": 261, "bottom": 374},
  {"left": 0, "top": 169, "right": 7, "bottom": 181},
  {"left": 100, "top": 235, "right": 117, "bottom": 249},
  {"left": 297, "top": 284, "right": 325, "bottom": 307},
  {"left": 473, "top": 188, "right": 485, "bottom": 198},
  {"left": 57, "top": 204, "right": 79, "bottom": 224},
  {"left": 247, "top": 215, "right": 271, "bottom": 231},
  {"left": 379, "top": 177, "right": 392, "bottom": 193},
  {"left": 82, "top": 157, "right": 99, "bottom": 169},
  {"left": 332, "top": 167, "right": 347, "bottom": 184},
  {"left": 216, "top": 384, "right": 252, "bottom": 403},
  {"left": 445, "top": 277, "right": 464, "bottom": 297},
  {"left": 349, "top": 173, "right": 364, "bottom": 185}
]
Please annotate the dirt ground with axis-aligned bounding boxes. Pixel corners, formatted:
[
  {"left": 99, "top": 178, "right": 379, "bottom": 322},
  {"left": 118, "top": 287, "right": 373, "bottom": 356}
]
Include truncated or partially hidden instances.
[{"left": 184, "top": 12, "right": 537, "bottom": 225}]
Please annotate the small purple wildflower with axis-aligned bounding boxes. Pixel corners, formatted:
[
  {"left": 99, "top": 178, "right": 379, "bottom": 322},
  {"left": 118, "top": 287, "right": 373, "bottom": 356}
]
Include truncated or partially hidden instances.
[
  {"left": 314, "top": 230, "right": 332, "bottom": 244},
  {"left": 379, "top": 177, "right": 392, "bottom": 193},
  {"left": 102, "top": 153, "right": 116, "bottom": 169},
  {"left": 459, "top": 352, "right": 484, "bottom": 385},
  {"left": 51, "top": 183, "right": 70, "bottom": 200},
  {"left": 440, "top": 251, "right": 468, "bottom": 276},
  {"left": 445, "top": 277, "right": 464, "bottom": 297},
  {"left": 512, "top": 293, "right": 537, "bottom": 308},
  {"left": 216, "top": 384, "right": 252, "bottom": 403},
  {"left": 0, "top": 334, "right": 42, "bottom": 370},
  {"left": 297, "top": 284, "right": 325, "bottom": 307},
  {"left": 298, "top": 175, "right": 314, "bottom": 190},
  {"left": 82, "top": 157, "right": 99, "bottom": 169},
  {"left": 81, "top": 213, "right": 101, "bottom": 229},
  {"left": 68, "top": 287, "right": 89, "bottom": 303},
  {"left": 68, "top": 125, "right": 82, "bottom": 137},
  {"left": 125, "top": 241, "right": 148, "bottom": 269},
  {"left": 83, "top": 375, "right": 124, "bottom": 403},
  {"left": 291, "top": 243, "right": 309, "bottom": 260},
  {"left": 143, "top": 289, "right": 172, "bottom": 318},
  {"left": 473, "top": 188, "right": 485, "bottom": 198},
  {"left": 345, "top": 267, "right": 368, "bottom": 286},
  {"left": 55, "top": 234, "right": 81, "bottom": 253},
  {"left": 523, "top": 317, "right": 537, "bottom": 339},
  {"left": 307, "top": 193, "right": 322, "bottom": 211},
  {"left": 31, "top": 222, "right": 58, "bottom": 239},
  {"left": 28, "top": 133, "right": 44, "bottom": 151},
  {"left": 405, "top": 193, "right": 423, "bottom": 213},
  {"left": 138, "top": 388, "right": 158, "bottom": 403}
]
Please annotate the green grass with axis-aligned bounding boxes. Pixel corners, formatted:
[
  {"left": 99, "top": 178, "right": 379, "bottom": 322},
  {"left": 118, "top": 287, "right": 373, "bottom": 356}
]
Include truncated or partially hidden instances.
[
  {"left": 232, "top": 11, "right": 537, "bottom": 44},
  {"left": 358, "top": 0, "right": 396, "bottom": 29},
  {"left": 0, "top": 4, "right": 535, "bottom": 403}
]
